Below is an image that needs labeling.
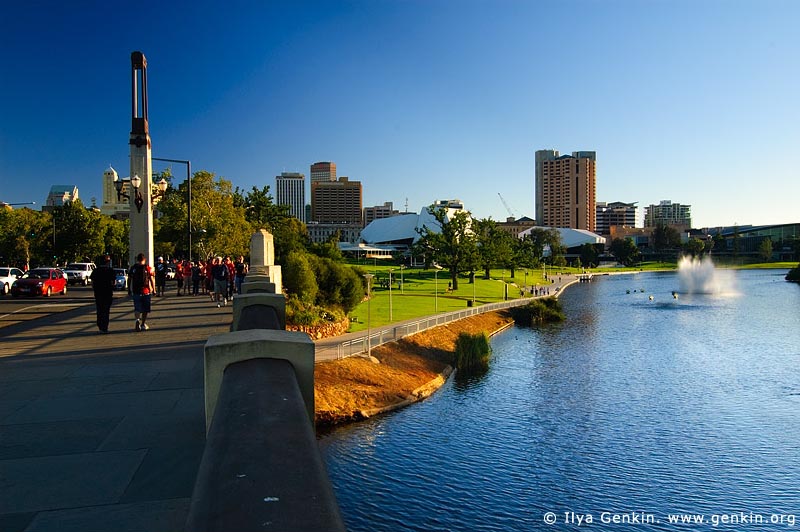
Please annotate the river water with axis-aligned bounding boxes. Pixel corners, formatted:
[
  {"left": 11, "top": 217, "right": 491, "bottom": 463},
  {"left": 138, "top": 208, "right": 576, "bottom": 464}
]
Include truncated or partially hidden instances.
[{"left": 319, "top": 269, "right": 800, "bottom": 531}]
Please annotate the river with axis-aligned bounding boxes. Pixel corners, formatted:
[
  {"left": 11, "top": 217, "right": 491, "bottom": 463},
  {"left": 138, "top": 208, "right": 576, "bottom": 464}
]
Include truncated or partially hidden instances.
[{"left": 319, "top": 269, "right": 800, "bottom": 531}]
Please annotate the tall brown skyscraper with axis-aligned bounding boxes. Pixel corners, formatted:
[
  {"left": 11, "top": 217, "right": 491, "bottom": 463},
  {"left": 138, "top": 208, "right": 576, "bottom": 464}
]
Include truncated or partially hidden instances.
[
  {"left": 535, "top": 149, "right": 597, "bottom": 232},
  {"left": 310, "top": 161, "right": 336, "bottom": 183},
  {"left": 311, "top": 176, "right": 363, "bottom": 225}
]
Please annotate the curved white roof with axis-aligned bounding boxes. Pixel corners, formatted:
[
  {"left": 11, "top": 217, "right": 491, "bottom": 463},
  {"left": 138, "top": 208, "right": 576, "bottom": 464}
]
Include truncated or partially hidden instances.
[
  {"left": 361, "top": 206, "right": 469, "bottom": 245},
  {"left": 518, "top": 226, "right": 605, "bottom": 248}
]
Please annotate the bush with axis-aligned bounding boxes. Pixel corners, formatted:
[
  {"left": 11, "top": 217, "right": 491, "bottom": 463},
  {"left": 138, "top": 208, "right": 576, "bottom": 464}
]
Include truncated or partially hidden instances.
[
  {"left": 284, "top": 251, "right": 318, "bottom": 304},
  {"left": 453, "top": 332, "right": 491, "bottom": 371},
  {"left": 787, "top": 264, "right": 800, "bottom": 282},
  {"left": 285, "top": 295, "right": 345, "bottom": 326},
  {"left": 509, "top": 297, "right": 565, "bottom": 326}
]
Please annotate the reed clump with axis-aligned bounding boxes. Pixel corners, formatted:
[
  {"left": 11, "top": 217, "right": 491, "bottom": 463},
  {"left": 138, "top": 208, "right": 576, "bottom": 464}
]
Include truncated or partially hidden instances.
[
  {"left": 509, "top": 297, "right": 565, "bottom": 326},
  {"left": 453, "top": 332, "right": 492, "bottom": 371}
]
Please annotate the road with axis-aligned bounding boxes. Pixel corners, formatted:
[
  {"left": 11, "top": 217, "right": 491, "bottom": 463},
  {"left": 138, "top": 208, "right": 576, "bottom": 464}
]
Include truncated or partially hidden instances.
[{"left": 0, "top": 285, "right": 99, "bottom": 329}]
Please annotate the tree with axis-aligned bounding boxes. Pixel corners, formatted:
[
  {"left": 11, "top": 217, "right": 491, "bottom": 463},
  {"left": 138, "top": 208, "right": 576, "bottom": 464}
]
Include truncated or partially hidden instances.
[
  {"left": 157, "top": 170, "right": 250, "bottom": 259},
  {"left": 610, "top": 237, "right": 641, "bottom": 266},
  {"left": 512, "top": 233, "right": 542, "bottom": 272},
  {"left": 283, "top": 251, "right": 318, "bottom": 304},
  {"left": 473, "top": 218, "right": 513, "bottom": 279},
  {"left": 579, "top": 243, "right": 599, "bottom": 268},
  {"left": 0, "top": 206, "right": 51, "bottom": 268},
  {"left": 235, "top": 185, "right": 309, "bottom": 264},
  {"left": 415, "top": 206, "right": 478, "bottom": 290},
  {"left": 683, "top": 237, "right": 706, "bottom": 257},
  {"left": 51, "top": 200, "right": 105, "bottom": 263},
  {"left": 758, "top": 238, "right": 773, "bottom": 262},
  {"left": 652, "top": 224, "right": 681, "bottom": 251}
]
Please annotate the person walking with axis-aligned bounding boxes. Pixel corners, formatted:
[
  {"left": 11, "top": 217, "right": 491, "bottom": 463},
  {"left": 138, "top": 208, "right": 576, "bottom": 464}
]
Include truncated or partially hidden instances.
[
  {"left": 129, "top": 252, "right": 155, "bottom": 331},
  {"left": 155, "top": 256, "right": 167, "bottom": 297},
  {"left": 234, "top": 255, "right": 248, "bottom": 295},
  {"left": 90, "top": 255, "right": 116, "bottom": 333},
  {"left": 211, "top": 256, "right": 229, "bottom": 308}
]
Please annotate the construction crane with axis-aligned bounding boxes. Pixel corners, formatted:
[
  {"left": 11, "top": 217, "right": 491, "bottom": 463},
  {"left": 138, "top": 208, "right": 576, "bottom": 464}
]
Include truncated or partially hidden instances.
[{"left": 497, "top": 192, "right": 516, "bottom": 219}]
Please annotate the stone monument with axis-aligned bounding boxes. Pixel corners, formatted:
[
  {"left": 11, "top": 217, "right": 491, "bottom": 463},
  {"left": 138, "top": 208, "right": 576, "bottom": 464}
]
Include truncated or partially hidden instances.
[{"left": 249, "top": 229, "right": 282, "bottom": 293}]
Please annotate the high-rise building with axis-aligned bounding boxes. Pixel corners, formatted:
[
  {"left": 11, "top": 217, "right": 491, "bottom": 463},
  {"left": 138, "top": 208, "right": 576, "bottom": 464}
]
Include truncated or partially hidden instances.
[
  {"left": 311, "top": 176, "right": 363, "bottom": 225},
  {"left": 363, "top": 202, "right": 399, "bottom": 226},
  {"left": 310, "top": 161, "right": 336, "bottom": 183},
  {"left": 43, "top": 185, "right": 79, "bottom": 212},
  {"left": 275, "top": 172, "right": 306, "bottom": 222},
  {"left": 596, "top": 201, "right": 637, "bottom": 235},
  {"left": 535, "top": 149, "right": 597, "bottom": 232},
  {"left": 644, "top": 200, "right": 692, "bottom": 228},
  {"left": 100, "top": 166, "right": 131, "bottom": 219}
]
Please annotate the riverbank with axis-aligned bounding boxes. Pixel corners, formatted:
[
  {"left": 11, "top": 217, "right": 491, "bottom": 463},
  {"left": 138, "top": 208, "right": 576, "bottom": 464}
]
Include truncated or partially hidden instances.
[{"left": 314, "top": 310, "right": 515, "bottom": 426}]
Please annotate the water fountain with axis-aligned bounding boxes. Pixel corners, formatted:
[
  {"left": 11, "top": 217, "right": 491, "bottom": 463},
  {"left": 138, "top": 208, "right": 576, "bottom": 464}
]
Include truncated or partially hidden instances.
[{"left": 677, "top": 255, "right": 725, "bottom": 294}]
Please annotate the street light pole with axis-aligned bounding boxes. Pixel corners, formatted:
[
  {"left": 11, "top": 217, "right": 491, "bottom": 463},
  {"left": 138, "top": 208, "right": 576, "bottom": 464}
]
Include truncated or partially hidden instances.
[
  {"left": 153, "top": 157, "right": 191, "bottom": 258},
  {"left": 364, "top": 273, "right": 374, "bottom": 357},
  {"left": 434, "top": 268, "right": 439, "bottom": 312},
  {"left": 388, "top": 269, "right": 393, "bottom": 322}
]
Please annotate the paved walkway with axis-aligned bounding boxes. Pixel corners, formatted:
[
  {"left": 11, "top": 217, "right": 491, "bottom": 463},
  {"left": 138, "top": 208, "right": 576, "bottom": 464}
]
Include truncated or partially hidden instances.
[{"left": 0, "top": 293, "right": 232, "bottom": 532}]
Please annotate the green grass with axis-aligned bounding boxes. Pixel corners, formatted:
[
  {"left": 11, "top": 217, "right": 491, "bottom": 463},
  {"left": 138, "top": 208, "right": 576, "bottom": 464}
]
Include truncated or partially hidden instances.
[{"left": 346, "top": 265, "right": 543, "bottom": 332}]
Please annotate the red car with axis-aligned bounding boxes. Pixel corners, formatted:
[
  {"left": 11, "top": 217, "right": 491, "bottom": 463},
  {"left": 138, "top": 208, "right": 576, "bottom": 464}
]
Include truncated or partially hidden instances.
[{"left": 11, "top": 268, "right": 68, "bottom": 297}]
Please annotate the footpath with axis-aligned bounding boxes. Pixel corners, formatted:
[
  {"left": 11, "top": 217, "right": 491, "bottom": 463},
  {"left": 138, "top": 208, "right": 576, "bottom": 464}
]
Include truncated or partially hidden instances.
[{"left": 0, "top": 293, "right": 231, "bottom": 532}]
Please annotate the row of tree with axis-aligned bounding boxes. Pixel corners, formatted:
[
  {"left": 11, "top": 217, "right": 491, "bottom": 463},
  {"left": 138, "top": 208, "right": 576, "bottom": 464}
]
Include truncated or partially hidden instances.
[{"left": 413, "top": 207, "right": 567, "bottom": 290}]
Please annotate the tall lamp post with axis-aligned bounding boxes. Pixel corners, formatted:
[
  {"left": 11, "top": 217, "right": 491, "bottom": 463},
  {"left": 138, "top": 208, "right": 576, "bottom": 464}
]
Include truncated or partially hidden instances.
[
  {"left": 388, "top": 268, "right": 393, "bottom": 322},
  {"left": 364, "top": 273, "right": 374, "bottom": 357},
  {"left": 153, "top": 157, "right": 191, "bottom": 258}
]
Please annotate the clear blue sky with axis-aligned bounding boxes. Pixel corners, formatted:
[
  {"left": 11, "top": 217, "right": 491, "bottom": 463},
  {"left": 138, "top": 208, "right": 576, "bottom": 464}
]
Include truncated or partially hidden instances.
[{"left": 2, "top": 0, "right": 798, "bottom": 228}]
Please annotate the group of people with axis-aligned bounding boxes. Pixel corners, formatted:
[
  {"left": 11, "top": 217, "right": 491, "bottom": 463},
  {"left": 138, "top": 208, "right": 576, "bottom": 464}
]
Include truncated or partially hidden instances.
[
  {"left": 153, "top": 255, "right": 248, "bottom": 302},
  {"left": 89, "top": 253, "right": 249, "bottom": 333}
]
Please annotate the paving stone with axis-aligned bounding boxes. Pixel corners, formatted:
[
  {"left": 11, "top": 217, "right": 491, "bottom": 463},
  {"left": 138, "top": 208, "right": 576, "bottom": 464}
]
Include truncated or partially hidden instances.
[
  {"left": 0, "top": 418, "right": 122, "bottom": 460},
  {"left": 0, "top": 511, "right": 35, "bottom": 532},
  {"left": 24, "top": 498, "right": 190, "bottom": 532},
  {"left": 120, "top": 446, "right": 205, "bottom": 503},
  {"left": 0, "top": 374, "right": 157, "bottom": 401},
  {"left": 3, "top": 389, "right": 182, "bottom": 424},
  {"left": 99, "top": 412, "right": 204, "bottom": 451},
  {"left": 0, "top": 450, "right": 146, "bottom": 514},
  {"left": 0, "top": 400, "right": 30, "bottom": 424}
]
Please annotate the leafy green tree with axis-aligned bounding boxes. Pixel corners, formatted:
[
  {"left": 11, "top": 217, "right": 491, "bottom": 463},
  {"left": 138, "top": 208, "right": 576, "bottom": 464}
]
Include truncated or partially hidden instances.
[
  {"left": 579, "top": 243, "right": 599, "bottom": 268},
  {"left": 99, "top": 216, "right": 129, "bottom": 266},
  {"left": 157, "top": 170, "right": 250, "bottom": 259},
  {"left": 474, "top": 218, "right": 513, "bottom": 279},
  {"left": 683, "top": 237, "right": 706, "bottom": 257},
  {"left": 50, "top": 200, "right": 105, "bottom": 263},
  {"left": 415, "top": 206, "right": 478, "bottom": 290},
  {"left": 0, "top": 206, "right": 52, "bottom": 267},
  {"left": 284, "top": 251, "right": 318, "bottom": 304},
  {"left": 758, "top": 238, "right": 773, "bottom": 262},
  {"left": 235, "top": 185, "right": 309, "bottom": 264},
  {"left": 610, "top": 237, "right": 641, "bottom": 266},
  {"left": 712, "top": 233, "right": 727, "bottom": 252},
  {"left": 512, "top": 233, "right": 542, "bottom": 271},
  {"left": 652, "top": 224, "right": 681, "bottom": 251}
]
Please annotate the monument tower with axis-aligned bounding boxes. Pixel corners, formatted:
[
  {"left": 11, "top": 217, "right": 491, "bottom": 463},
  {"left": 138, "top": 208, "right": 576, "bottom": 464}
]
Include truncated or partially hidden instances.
[{"left": 129, "top": 51, "right": 155, "bottom": 266}]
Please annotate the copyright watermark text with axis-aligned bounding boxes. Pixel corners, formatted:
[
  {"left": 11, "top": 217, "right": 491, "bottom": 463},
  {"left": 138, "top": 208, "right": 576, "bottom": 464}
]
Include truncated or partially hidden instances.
[{"left": 542, "top": 510, "right": 796, "bottom": 527}]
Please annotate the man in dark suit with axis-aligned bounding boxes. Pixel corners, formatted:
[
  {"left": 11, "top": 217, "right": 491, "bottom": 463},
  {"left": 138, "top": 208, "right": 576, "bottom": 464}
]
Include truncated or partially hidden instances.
[{"left": 90, "top": 255, "right": 116, "bottom": 333}]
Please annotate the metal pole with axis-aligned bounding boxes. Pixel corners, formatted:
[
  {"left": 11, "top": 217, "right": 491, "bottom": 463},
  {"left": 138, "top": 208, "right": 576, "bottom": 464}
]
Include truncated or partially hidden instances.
[
  {"left": 435, "top": 269, "right": 438, "bottom": 312},
  {"left": 389, "top": 269, "right": 393, "bottom": 322}
]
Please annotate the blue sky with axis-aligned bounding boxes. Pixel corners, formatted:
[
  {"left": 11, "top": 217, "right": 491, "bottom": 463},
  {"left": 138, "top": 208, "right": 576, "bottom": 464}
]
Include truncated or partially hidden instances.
[{"left": 1, "top": 0, "right": 798, "bottom": 228}]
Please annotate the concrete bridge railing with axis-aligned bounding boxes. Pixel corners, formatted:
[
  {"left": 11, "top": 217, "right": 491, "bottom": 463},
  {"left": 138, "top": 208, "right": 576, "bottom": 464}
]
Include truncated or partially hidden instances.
[{"left": 185, "top": 263, "right": 346, "bottom": 532}]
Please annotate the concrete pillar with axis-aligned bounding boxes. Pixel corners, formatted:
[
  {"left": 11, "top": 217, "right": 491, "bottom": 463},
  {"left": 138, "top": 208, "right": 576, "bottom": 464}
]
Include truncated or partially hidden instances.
[{"left": 128, "top": 51, "right": 154, "bottom": 266}]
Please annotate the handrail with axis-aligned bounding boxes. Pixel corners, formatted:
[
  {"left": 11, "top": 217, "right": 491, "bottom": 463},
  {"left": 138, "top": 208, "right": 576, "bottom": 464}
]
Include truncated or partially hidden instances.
[{"left": 318, "top": 286, "right": 576, "bottom": 361}]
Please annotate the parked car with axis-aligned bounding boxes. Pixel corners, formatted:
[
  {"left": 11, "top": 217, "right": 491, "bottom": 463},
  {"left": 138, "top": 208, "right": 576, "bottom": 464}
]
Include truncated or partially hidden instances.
[
  {"left": 165, "top": 265, "right": 176, "bottom": 280},
  {"left": 114, "top": 268, "right": 128, "bottom": 291},
  {"left": 64, "top": 262, "right": 96, "bottom": 285},
  {"left": 11, "top": 268, "right": 68, "bottom": 297},
  {"left": 0, "top": 267, "right": 25, "bottom": 295}
]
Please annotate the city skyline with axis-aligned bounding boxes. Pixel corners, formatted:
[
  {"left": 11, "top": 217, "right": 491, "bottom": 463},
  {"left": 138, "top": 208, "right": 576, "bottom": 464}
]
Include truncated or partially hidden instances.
[{"left": 1, "top": 1, "right": 798, "bottom": 229}]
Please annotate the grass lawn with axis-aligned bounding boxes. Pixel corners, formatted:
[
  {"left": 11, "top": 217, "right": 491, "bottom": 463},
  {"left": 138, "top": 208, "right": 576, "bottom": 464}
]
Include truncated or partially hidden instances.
[{"left": 346, "top": 265, "right": 549, "bottom": 332}]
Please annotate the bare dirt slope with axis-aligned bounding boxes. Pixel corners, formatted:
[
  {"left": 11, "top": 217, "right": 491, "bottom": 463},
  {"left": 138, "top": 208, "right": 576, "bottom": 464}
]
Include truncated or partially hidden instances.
[{"left": 315, "top": 310, "right": 514, "bottom": 425}]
